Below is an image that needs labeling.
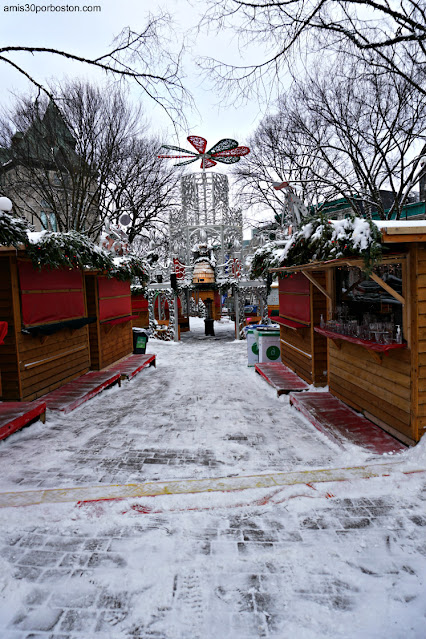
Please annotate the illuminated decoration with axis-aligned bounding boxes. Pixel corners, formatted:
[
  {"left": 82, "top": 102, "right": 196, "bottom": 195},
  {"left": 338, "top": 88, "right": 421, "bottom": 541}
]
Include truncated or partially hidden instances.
[
  {"left": 158, "top": 136, "right": 250, "bottom": 169},
  {"left": 169, "top": 173, "right": 243, "bottom": 282},
  {"left": 150, "top": 135, "right": 267, "bottom": 341}
]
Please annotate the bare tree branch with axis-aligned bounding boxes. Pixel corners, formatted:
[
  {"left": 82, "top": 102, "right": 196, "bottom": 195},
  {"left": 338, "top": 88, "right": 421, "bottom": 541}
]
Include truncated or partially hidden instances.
[
  {"left": 1, "top": 12, "right": 192, "bottom": 127},
  {"left": 234, "top": 57, "right": 426, "bottom": 221},
  {"left": 197, "top": 0, "right": 426, "bottom": 101}
]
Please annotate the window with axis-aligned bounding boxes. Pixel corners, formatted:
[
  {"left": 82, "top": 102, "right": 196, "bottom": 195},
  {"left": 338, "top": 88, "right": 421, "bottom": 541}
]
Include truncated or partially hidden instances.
[
  {"left": 49, "top": 213, "right": 58, "bottom": 232},
  {"left": 40, "top": 201, "right": 57, "bottom": 231},
  {"left": 40, "top": 211, "right": 48, "bottom": 230},
  {"left": 333, "top": 264, "right": 404, "bottom": 343}
]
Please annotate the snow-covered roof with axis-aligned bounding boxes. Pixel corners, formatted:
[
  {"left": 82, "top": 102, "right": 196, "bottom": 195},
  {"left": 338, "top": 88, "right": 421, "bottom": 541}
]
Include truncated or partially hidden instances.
[{"left": 374, "top": 220, "right": 426, "bottom": 235}]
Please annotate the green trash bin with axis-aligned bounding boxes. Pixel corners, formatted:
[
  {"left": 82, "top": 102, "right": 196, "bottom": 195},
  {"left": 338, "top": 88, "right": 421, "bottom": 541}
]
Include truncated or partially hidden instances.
[{"left": 133, "top": 328, "right": 148, "bottom": 354}]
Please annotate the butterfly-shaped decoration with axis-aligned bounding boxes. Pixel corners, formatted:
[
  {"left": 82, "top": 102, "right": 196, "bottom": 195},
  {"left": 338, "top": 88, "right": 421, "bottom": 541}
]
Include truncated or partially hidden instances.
[{"left": 158, "top": 136, "right": 250, "bottom": 169}]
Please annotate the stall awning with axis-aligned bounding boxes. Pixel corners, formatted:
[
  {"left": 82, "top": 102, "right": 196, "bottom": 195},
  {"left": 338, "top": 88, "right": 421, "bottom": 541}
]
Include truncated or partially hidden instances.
[{"left": 269, "top": 253, "right": 406, "bottom": 274}]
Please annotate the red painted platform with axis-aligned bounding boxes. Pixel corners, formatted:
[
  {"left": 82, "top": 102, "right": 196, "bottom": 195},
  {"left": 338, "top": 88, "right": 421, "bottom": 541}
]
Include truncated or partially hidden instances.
[
  {"left": 289, "top": 392, "right": 407, "bottom": 454},
  {"left": 0, "top": 401, "right": 46, "bottom": 441},
  {"left": 43, "top": 371, "right": 121, "bottom": 414},
  {"left": 255, "top": 362, "right": 309, "bottom": 395},
  {"left": 107, "top": 353, "right": 156, "bottom": 380}
]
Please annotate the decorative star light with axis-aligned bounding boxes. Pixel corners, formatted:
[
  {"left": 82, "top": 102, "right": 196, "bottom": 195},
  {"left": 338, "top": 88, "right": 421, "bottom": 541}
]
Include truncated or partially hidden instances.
[{"left": 158, "top": 135, "right": 250, "bottom": 169}]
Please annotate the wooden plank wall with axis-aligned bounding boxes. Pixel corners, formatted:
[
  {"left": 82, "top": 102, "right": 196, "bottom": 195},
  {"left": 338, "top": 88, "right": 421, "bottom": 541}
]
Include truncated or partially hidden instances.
[
  {"left": 327, "top": 256, "right": 415, "bottom": 444},
  {"left": 0, "top": 254, "right": 91, "bottom": 401},
  {"left": 414, "top": 244, "right": 426, "bottom": 441},
  {"left": 132, "top": 312, "right": 149, "bottom": 329},
  {"left": 86, "top": 274, "right": 133, "bottom": 370},
  {"left": 328, "top": 341, "right": 412, "bottom": 442},
  {"left": 310, "top": 271, "right": 328, "bottom": 386},
  {"left": 280, "top": 325, "right": 313, "bottom": 384},
  {"left": 18, "top": 329, "right": 90, "bottom": 401},
  {"left": 99, "top": 322, "right": 133, "bottom": 369}
]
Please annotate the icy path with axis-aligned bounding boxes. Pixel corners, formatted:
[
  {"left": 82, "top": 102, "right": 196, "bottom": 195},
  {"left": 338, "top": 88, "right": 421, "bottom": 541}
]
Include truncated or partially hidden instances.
[
  {"left": 0, "top": 318, "right": 425, "bottom": 638},
  {"left": 0, "top": 318, "right": 361, "bottom": 492}
]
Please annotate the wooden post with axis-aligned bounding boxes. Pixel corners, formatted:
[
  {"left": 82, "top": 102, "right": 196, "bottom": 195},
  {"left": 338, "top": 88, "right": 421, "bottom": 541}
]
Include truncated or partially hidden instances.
[{"left": 174, "top": 293, "right": 179, "bottom": 342}]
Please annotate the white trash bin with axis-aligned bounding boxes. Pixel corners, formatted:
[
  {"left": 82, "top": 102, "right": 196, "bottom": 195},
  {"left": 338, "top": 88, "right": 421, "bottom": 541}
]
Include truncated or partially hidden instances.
[
  {"left": 258, "top": 329, "right": 281, "bottom": 363},
  {"left": 246, "top": 328, "right": 259, "bottom": 367}
]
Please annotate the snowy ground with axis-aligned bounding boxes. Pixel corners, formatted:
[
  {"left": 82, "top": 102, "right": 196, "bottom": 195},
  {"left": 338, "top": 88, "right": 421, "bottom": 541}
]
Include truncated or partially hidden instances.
[{"left": 0, "top": 317, "right": 425, "bottom": 638}]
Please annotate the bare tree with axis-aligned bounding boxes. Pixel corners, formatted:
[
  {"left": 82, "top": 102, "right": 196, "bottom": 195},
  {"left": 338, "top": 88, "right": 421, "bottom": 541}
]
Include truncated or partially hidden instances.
[
  {"left": 0, "top": 12, "right": 191, "bottom": 125},
  {"left": 0, "top": 81, "right": 182, "bottom": 238},
  {"left": 235, "top": 58, "right": 426, "bottom": 220},
  {"left": 199, "top": 0, "right": 426, "bottom": 100},
  {"left": 108, "top": 135, "right": 182, "bottom": 245},
  {"left": 233, "top": 98, "right": 336, "bottom": 225}
]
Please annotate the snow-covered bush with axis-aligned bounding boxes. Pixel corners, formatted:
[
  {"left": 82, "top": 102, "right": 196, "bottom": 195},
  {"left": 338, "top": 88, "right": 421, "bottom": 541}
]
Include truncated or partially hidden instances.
[
  {"left": 251, "top": 214, "right": 382, "bottom": 279},
  {"left": 0, "top": 210, "right": 32, "bottom": 247}
]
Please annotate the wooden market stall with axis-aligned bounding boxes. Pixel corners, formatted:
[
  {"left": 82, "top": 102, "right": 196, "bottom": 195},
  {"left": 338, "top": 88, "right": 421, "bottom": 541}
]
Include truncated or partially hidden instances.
[
  {"left": 131, "top": 293, "right": 149, "bottom": 329},
  {"left": 273, "top": 271, "right": 327, "bottom": 386},
  {"left": 273, "top": 223, "right": 426, "bottom": 445},
  {"left": 85, "top": 273, "right": 137, "bottom": 370},
  {"left": 0, "top": 249, "right": 91, "bottom": 401},
  {"left": 0, "top": 321, "right": 7, "bottom": 397}
]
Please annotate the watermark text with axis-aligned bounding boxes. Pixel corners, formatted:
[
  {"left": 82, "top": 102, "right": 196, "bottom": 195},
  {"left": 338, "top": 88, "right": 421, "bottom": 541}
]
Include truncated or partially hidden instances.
[{"left": 4, "top": 3, "right": 101, "bottom": 12}]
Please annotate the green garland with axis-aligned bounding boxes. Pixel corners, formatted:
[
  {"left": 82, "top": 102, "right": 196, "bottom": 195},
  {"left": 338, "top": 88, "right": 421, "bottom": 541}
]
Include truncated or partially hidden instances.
[
  {"left": 130, "top": 284, "right": 147, "bottom": 296},
  {"left": 25, "top": 230, "right": 114, "bottom": 272},
  {"left": 111, "top": 255, "right": 149, "bottom": 284},
  {"left": 0, "top": 211, "right": 32, "bottom": 247},
  {"left": 282, "top": 214, "right": 382, "bottom": 273},
  {"left": 0, "top": 215, "right": 149, "bottom": 282},
  {"left": 250, "top": 242, "right": 285, "bottom": 279},
  {"left": 25, "top": 230, "right": 148, "bottom": 282},
  {"left": 251, "top": 214, "right": 383, "bottom": 279}
]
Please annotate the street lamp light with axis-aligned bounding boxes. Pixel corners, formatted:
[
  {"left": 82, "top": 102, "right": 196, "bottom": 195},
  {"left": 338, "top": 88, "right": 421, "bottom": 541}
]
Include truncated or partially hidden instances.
[{"left": 0, "top": 196, "right": 13, "bottom": 212}]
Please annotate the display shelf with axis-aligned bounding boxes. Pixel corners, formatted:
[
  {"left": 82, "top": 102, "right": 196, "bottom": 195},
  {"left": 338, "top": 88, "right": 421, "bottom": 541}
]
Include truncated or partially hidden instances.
[
  {"left": 314, "top": 327, "right": 406, "bottom": 362},
  {"left": 274, "top": 316, "right": 310, "bottom": 330},
  {"left": 100, "top": 315, "right": 138, "bottom": 326}
]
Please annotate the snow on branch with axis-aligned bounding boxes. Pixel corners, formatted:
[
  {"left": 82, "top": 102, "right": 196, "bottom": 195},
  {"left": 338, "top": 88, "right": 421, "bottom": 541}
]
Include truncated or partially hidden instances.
[{"left": 250, "top": 214, "right": 383, "bottom": 278}]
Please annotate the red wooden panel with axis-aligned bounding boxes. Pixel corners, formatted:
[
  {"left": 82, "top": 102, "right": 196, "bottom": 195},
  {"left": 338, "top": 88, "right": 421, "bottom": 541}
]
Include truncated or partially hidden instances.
[
  {"left": 21, "top": 291, "right": 85, "bottom": 326},
  {"left": 0, "top": 322, "right": 7, "bottom": 345},
  {"left": 154, "top": 297, "right": 181, "bottom": 312},
  {"left": 18, "top": 261, "right": 85, "bottom": 326},
  {"left": 279, "top": 293, "right": 310, "bottom": 323},
  {"left": 279, "top": 272, "right": 309, "bottom": 294},
  {"left": 99, "top": 296, "right": 132, "bottom": 321},
  {"left": 18, "top": 260, "right": 83, "bottom": 291},
  {"left": 98, "top": 276, "right": 130, "bottom": 299},
  {"left": 131, "top": 296, "right": 149, "bottom": 311}
]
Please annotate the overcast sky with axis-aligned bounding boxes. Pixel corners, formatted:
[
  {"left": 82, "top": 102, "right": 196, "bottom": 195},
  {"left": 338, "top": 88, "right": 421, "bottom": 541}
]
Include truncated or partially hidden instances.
[{"left": 1, "top": 0, "right": 268, "bottom": 150}]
